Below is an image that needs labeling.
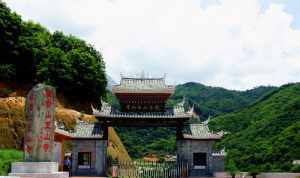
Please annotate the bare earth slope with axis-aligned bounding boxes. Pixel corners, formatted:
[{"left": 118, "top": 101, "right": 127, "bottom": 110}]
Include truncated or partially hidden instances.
[{"left": 0, "top": 96, "right": 131, "bottom": 161}]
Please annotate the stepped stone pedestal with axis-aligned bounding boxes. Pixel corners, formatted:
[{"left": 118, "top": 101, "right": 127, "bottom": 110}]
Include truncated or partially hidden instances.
[{"left": 9, "top": 162, "right": 68, "bottom": 178}]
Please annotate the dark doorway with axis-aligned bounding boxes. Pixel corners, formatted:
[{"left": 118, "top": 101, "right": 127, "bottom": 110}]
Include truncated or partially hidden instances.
[
  {"left": 78, "top": 152, "right": 91, "bottom": 169},
  {"left": 193, "top": 152, "right": 207, "bottom": 166}
]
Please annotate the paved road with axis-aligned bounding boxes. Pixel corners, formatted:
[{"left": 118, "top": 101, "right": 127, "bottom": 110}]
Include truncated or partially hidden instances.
[
  {"left": 70, "top": 177, "right": 216, "bottom": 178},
  {"left": 70, "top": 177, "right": 107, "bottom": 178}
]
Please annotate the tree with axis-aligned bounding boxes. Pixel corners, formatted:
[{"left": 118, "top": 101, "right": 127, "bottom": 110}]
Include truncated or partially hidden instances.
[
  {"left": 16, "top": 21, "right": 50, "bottom": 83},
  {"left": 66, "top": 48, "right": 106, "bottom": 103},
  {"left": 51, "top": 31, "right": 86, "bottom": 52},
  {"left": 226, "top": 159, "right": 238, "bottom": 178},
  {"left": 0, "top": 2, "right": 107, "bottom": 108},
  {"left": 36, "top": 47, "right": 72, "bottom": 86},
  {"left": 0, "top": 64, "right": 15, "bottom": 82},
  {"left": 0, "top": 1, "right": 22, "bottom": 81},
  {"left": 248, "top": 165, "right": 260, "bottom": 178}
]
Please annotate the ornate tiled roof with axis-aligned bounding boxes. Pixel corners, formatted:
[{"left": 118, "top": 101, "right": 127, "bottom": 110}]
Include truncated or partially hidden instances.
[
  {"left": 174, "top": 98, "right": 185, "bottom": 115},
  {"left": 71, "top": 121, "right": 103, "bottom": 138},
  {"left": 55, "top": 121, "right": 103, "bottom": 139},
  {"left": 92, "top": 99, "right": 192, "bottom": 119},
  {"left": 93, "top": 109, "right": 191, "bottom": 119},
  {"left": 112, "top": 76, "right": 175, "bottom": 94},
  {"left": 183, "top": 124, "right": 223, "bottom": 140}
]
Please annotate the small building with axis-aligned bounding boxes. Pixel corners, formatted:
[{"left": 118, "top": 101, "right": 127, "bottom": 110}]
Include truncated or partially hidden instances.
[
  {"left": 55, "top": 121, "right": 106, "bottom": 176},
  {"left": 177, "top": 123, "right": 224, "bottom": 176}
]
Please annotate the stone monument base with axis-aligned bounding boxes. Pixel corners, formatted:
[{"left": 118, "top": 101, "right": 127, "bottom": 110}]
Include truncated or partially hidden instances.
[
  {"left": 9, "top": 162, "right": 68, "bottom": 178},
  {"left": 9, "top": 172, "right": 68, "bottom": 178}
]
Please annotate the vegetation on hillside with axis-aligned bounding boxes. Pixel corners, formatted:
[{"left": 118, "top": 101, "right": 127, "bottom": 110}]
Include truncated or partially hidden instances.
[
  {"left": 0, "top": 2, "right": 107, "bottom": 108},
  {"left": 171, "top": 82, "right": 275, "bottom": 118},
  {"left": 113, "top": 83, "right": 274, "bottom": 159},
  {"left": 115, "top": 127, "right": 176, "bottom": 159},
  {"left": 209, "top": 83, "right": 300, "bottom": 172}
]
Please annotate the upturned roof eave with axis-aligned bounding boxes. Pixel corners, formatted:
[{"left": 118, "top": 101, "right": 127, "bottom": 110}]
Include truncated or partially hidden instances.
[
  {"left": 55, "top": 128, "right": 72, "bottom": 138},
  {"left": 93, "top": 112, "right": 192, "bottom": 119},
  {"left": 55, "top": 124, "right": 104, "bottom": 139},
  {"left": 71, "top": 136, "right": 104, "bottom": 139},
  {"left": 182, "top": 135, "right": 223, "bottom": 140}
]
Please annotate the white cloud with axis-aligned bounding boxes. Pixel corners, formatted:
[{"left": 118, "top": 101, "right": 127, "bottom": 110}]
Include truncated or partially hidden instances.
[{"left": 4, "top": 0, "right": 300, "bottom": 90}]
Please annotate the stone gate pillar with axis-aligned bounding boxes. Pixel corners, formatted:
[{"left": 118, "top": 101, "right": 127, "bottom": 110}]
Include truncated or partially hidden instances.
[{"left": 102, "top": 123, "right": 109, "bottom": 176}]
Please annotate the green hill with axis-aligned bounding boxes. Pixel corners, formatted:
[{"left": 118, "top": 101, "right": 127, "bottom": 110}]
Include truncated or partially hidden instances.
[
  {"left": 170, "top": 82, "right": 275, "bottom": 118},
  {"left": 209, "top": 83, "right": 300, "bottom": 172},
  {"left": 0, "top": 1, "right": 107, "bottom": 111},
  {"left": 115, "top": 82, "right": 275, "bottom": 158}
]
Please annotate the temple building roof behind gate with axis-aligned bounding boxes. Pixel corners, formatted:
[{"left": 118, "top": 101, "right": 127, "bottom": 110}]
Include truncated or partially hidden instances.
[{"left": 112, "top": 76, "right": 175, "bottom": 94}]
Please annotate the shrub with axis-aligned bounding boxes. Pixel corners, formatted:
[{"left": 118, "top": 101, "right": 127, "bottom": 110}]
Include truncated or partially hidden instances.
[{"left": 0, "top": 149, "right": 23, "bottom": 175}]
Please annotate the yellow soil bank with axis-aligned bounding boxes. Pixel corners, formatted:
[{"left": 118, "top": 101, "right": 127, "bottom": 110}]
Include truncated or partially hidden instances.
[{"left": 0, "top": 96, "right": 131, "bottom": 162}]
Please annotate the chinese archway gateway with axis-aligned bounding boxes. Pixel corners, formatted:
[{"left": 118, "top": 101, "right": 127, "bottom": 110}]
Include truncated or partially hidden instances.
[{"left": 92, "top": 75, "right": 224, "bottom": 177}]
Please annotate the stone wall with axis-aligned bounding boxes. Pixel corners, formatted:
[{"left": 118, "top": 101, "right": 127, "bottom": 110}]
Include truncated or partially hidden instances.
[
  {"left": 212, "top": 155, "right": 225, "bottom": 172},
  {"left": 71, "top": 139, "right": 107, "bottom": 176},
  {"left": 53, "top": 142, "right": 62, "bottom": 166},
  {"left": 214, "top": 172, "right": 300, "bottom": 178},
  {"left": 259, "top": 173, "right": 300, "bottom": 178},
  {"left": 177, "top": 139, "right": 218, "bottom": 176}
]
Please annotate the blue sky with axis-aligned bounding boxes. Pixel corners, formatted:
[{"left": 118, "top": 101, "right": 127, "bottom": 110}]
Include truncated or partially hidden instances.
[
  {"left": 200, "top": 0, "right": 300, "bottom": 29},
  {"left": 4, "top": 0, "right": 300, "bottom": 90},
  {"left": 260, "top": 0, "right": 300, "bottom": 29}
]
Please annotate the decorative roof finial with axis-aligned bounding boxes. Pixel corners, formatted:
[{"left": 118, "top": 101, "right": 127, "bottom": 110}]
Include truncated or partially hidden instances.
[
  {"left": 203, "top": 114, "right": 211, "bottom": 125},
  {"left": 177, "top": 96, "right": 186, "bottom": 107},
  {"left": 188, "top": 104, "right": 194, "bottom": 114}
]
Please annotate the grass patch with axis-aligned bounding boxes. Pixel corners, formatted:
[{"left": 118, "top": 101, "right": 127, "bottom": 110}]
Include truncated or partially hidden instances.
[{"left": 0, "top": 149, "right": 23, "bottom": 175}]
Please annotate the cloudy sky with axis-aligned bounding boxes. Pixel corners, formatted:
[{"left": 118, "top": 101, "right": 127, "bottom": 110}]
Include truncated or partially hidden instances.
[{"left": 4, "top": 0, "right": 300, "bottom": 90}]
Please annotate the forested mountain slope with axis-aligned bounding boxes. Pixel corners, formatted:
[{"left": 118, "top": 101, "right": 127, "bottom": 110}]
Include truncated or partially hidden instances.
[
  {"left": 115, "top": 82, "right": 275, "bottom": 158},
  {"left": 170, "top": 82, "right": 275, "bottom": 118},
  {"left": 209, "top": 83, "right": 300, "bottom": 172}
]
